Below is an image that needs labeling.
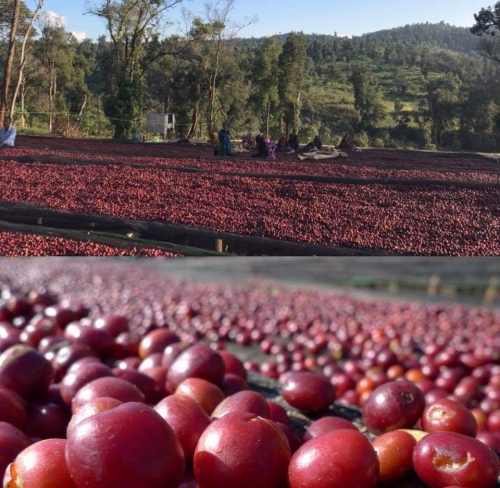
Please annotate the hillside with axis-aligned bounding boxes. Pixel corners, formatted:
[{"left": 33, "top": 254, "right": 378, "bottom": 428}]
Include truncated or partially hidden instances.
[
  {"left": 1, "top": 14, "right": 497, "bottom": 152},
  {"left": 360, "top": 22, "right": 480, "bottom": 54},
  {"left": 237, "top": 22, "right": 484, "bottom": 128},
  {"left": 236, "top": 23, "right": 489, "bottom": 149},
  {"left": 240, "top": 22, "right": 480, "bottom": 54}
]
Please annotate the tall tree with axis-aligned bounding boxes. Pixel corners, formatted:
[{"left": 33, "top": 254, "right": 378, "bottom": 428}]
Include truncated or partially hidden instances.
[
  {"left": 33, "top": 16, "right": 68, "bottom": 131},
  {"left": 251, "top": 36, "right": 280, "bottom": 136},
  {"left": 471, "top": 2, "right": 500, "bottom": 63},
  {"left": 185, "top": 0, "right": 256, "bottom": 133},
  {"left": 33, "top": 16, "right": 88, "bottom": 132},
  {"left": 278, "top": 32, "right": 308, "bottom": 134},
  {"left": 144, "top": 35, "right": 179, "bottom": 113},
  {"left": 350, "top": 65, "right": 387, "bottom": 129},
  {"left": 0, "top": 0, "right": 21, "bottom": 119},
  {"left": 393, "top": 67, "right": 410, "bottom": 95},
  {"left": 9, "top": 0, "right": 44, "bottom": 120},
  {"left": 85, "top": 0, "right": 185, "bottom": 138},
  {"left": 424, "top": 75, "right": 461, "bottom": 148}
]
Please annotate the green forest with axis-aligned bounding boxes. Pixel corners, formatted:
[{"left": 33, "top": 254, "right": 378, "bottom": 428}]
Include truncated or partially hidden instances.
[{"left": 1, "top": 0, "right": 500, "bottom": 151}]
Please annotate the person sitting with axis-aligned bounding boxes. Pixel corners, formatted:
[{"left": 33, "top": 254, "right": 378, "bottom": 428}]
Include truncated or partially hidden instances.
[
  {"left": 288, "top": 132, "right": 299, "bottom": 151},
  {"left": 214, "top": 123, "right": 233, "bottom": 156},
  {"left": 252, "top": 134, "right": 276, "bottom": 159},
  {"left": 208, "top": 131, "right": 219, "bottom": 146},
  {"left": 252, "top": 135, "right": 267, "bottom": 158},
  {"left": 267, "top": 137, "right": 277, "bottom": 159},
  {"left": 300, "top": 135, "right": 323, "bottom": 153},
  {"left": 276, "top": 135, "right": 294, "bottom": 153},
  {"left": 177, "top": 133, "right": 190, "bottom": 144},
  {"left": 132, "top": 132, "right": 144, "bottom": 143},
  {"left": 241, "top": 132, "right": 254, "bottom": 151},
  {"left": 338, "top": 133, "right": 355, "bottom": 150},
  {"left": 0, "top": 117, "right": 16, "bottom": 148}
]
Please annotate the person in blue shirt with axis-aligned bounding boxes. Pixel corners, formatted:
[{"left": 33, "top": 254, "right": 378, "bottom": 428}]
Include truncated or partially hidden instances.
[
  {"left": 214, "top": 123, "right": 233, "bottom": 156},
  {"left": 0, "top": 117, "right": 16, "bottom": 147}
]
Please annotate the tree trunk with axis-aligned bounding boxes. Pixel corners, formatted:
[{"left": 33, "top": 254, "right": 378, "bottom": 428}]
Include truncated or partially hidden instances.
[
  {"left": 49, "top": 88, "right": 53, "bottom": 132},
  {"left": 114, "top": 126, "right": 126, "bottom": 139},
  {"left": 10, "top": 0, "right": 44, "bottom": 120},
  {"left": 188, "top": 102, "right": 200, "bottom": 139},
  {"left": 49, "top": 74, "right": 56, "bottom": 133},
  {"left": 209, "top": 43, "right": 221, "bottom": 134},
  {"left": 78, "top": 96, "right": 87, "bottom": 117},
  {"left": 0, "top": 0, "right": 22, "bottom": 120},
  {"left": 10, "top": 56, "right": 27, "bottom": 121},
  {"left": 294, "top": 92, "right": 301, "bottom": 133},
  {"left": 432, "top": 122, "right": 440, "bottom": 150},
  {"left": 163, "top": 87, "right": 171, "bottom": 114},
  {"left": 20, "top": 83, "right": 26, "bottom": 128},
  {"left": 208, "top": 85, "right": 216, "bottom": 133},
  {"left": 266, "top": 99, "right": 271, "bottom": 137}
]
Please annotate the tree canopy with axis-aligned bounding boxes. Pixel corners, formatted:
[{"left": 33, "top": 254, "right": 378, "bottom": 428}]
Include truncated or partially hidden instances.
[
  {"left": 471, "top": 1, "right": 500, "bottom": 63},
  {"left": 0, "top": 4, "right": 498, "bottom": 153}
]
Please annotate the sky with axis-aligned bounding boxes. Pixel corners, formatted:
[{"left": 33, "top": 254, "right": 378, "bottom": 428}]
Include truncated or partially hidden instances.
[{"left": 38, "top": 0, "right": 490, "bottom": 41}]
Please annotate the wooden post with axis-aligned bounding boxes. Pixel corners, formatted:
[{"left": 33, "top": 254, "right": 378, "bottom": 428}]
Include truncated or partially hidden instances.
[
  {"left": 442, "top": 285, "right": 457, "bottom": 297},
  {"left": 388, "top": 281, "right": 399, "bottom": 293},
  {"left": 428, "top": 275, "right": 440, "bottom": 296},
  {"left": 484, "top": 276, "right": 499, "bottom": 305},
  {"left": 215, "top": 239, "right": 224, "bottom": 253}
]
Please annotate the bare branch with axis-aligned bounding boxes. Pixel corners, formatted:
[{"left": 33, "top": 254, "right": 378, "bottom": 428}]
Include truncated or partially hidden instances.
[{"left": 85, "top": 0, "right": 186, "bottom": 81}]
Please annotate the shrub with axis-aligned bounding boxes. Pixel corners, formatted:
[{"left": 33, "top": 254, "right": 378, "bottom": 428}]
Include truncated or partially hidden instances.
[
  {"left": 405, "top": 128, "right": 432, "bottom": 149},
  {"left": 371, "top": 137, "right": 385, "bottom": 148},
  {"left": 353, "top": 131, "right": 370, "bottom": 147},
  {"left": 441, "top": 132, "right": 456, "bottom": 149},
  {"left": 481, "top": 135, "right": 497, "bottom": 153},
  {"left": 300, "top": 126, "right": 320, "bottom": 144},
  {"left": 445, "top": 139, "right": 461, "bottom": 152},
  {"left": 16, "top": 127, "right": 51, "bottom": 136},
  {"left": 467, "top": 132, "right": 482, "bottom": 152}
]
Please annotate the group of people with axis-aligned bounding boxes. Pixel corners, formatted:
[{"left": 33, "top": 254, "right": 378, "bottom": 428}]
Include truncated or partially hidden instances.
[
  {"left": 175, "top": 122, "right": 357, "bottom": 159},
  {"left": 275, "top": 133, "right": 298, "bottom": 153},
  {"left": 210, "top": 125, "right": 337, "bottom": 159},
  {"left": 0, "top": 115, "right": 357, "bottom": 155},
  {"left": 213, "top": 126, "right": 279, "bottom": 159}
]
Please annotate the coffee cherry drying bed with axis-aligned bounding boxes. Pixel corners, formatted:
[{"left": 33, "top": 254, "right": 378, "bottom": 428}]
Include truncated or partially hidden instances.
[{"left": 247, "top": 373, "right": 500, "bottom": 488}]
